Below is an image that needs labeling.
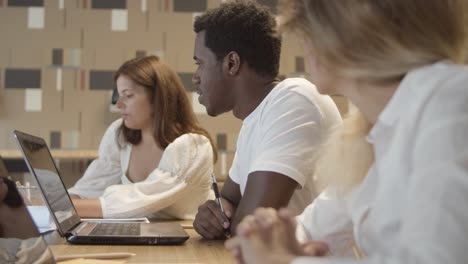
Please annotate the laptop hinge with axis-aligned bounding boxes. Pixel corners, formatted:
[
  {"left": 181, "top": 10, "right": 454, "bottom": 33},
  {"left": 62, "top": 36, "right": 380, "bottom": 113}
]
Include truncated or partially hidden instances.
[{"left": 69, "top": 221, "right": 87, "bottom": 235}]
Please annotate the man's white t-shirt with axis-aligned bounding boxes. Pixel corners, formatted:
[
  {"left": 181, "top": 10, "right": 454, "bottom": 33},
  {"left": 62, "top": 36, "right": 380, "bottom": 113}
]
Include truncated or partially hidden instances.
[{"left": 229, "top": 78, "right": 342, "bottom": 214}]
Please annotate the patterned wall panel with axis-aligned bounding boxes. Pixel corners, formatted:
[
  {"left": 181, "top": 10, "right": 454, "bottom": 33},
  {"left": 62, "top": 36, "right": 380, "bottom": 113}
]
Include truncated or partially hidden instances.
[
  {"left": 135, "top": 50, "right": 146, "bottom": 59},
  {"left": 5, "top": 69, "right": 41, "bottom": 88},
  {"left": 7, "top": 0, "right": 43, "bottom": 7},
  {"left": 91, "top": 0, "right": 126, "bottom": 9},
  {"left": 178, "top": 72, "right": 195, "bottom": 91},
  {"left": 0, "top": 0, "right": 348, "bottom": 182},
  {"left": 89, "top": 70, "right": 115, "bottom": 90},
  {"left": 295, "top": 56, "right": 305, "bottom": 73},
  {"left": 50, "top": 130, "right": 61, "bottom": 149},
  {"left": 216, "top": 133, "right": 227, "bottom": 151},
  {"left": 173, "top": 0, "right": 207, "bottom": 12},
  {"left": 52, "top": 49, "right": 64, "bottom": 66}
]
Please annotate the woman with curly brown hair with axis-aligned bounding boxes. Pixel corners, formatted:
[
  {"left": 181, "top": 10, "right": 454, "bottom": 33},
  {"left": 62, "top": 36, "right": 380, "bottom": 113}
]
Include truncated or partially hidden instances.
[{"left": 69, "top": 56, "right": 217, "bottom": 220}]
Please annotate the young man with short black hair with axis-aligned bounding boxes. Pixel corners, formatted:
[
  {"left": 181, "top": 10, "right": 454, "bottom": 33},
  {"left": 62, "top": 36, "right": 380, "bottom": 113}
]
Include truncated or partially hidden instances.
[{"left": 192, "top": 1, "right": 342, "bottom": 239}]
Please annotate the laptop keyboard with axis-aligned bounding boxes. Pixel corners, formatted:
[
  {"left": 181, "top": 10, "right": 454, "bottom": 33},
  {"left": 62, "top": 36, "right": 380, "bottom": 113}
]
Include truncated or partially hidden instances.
[{"left": 89, "top": 223, "right": 140, "bottom": 236}]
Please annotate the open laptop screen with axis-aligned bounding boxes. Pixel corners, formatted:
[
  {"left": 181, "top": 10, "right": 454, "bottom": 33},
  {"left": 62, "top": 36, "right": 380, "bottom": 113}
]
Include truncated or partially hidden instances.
[
  {"left": 0, "top": 156, "right": 8, "bottom": 177},
  {"left": 14, "top": 131, "right": 81, "bottom": 236}
]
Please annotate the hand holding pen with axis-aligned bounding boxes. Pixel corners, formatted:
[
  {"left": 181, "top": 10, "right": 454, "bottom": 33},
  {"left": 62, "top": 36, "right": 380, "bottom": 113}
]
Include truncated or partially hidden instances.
[
  {"left": 210, "top": 173, "right": 231, "bottom": 237},
  {"left": 193, "top": 172, "right": 233, "bottom": 239}
]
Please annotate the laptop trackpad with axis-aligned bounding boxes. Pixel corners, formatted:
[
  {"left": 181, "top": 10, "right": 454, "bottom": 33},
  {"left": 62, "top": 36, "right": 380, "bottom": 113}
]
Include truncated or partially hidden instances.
[{"left": 141, "top": 223, "right": 188, "bottom": 238}]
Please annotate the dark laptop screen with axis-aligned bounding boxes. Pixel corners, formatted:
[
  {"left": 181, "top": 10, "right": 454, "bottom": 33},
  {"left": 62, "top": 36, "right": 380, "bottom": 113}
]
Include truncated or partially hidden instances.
[
  {"left": 0, "top": 156, "right": 8, "bottom": 177},
  {"left": 14, "top": 131, "right": 81, "bottom": 235}
]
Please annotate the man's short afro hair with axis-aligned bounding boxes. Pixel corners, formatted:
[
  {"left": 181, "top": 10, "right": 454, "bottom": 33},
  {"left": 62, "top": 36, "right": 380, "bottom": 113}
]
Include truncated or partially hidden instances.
[{"left": 194, "top": 0, "right": 281, "bottom": 78}]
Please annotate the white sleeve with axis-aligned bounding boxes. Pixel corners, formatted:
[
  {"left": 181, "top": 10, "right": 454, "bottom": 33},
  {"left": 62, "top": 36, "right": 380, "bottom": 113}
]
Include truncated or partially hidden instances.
[
  {"left": 228, "top": 150, "right": 240, "bottom": 183},
  {"left": 251, "top": 90, "right": 326, "bottom": 187},
  {"left": 296, "top": 188, "right": 355, "bottom": 257},
  {"left": 68, "top": 120, "right": 123, "bottom": 198},
  {"left": 294, "top": 72, "right": 468, "bottom": 264},
  {"left": 99, "top": 133, "right": 214, "bottom": 218}
]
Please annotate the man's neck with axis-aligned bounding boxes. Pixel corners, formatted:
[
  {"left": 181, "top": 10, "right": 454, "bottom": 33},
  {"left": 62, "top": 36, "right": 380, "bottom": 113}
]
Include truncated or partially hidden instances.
[{"left": 232, "top": 76, "right": 278, "bottom": 120}]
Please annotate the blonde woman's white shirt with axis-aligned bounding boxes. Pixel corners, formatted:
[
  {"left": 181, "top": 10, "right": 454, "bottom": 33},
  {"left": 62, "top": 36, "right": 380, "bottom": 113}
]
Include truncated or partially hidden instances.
[
  {"left": 68, "top": 119, "right": 214, "bottom": 219},
  {"left": 293, "top": 62, "right": 468, "bottom": 264},
  {"left": 229, "top": 78, "right": 342, "bottom": 214}
]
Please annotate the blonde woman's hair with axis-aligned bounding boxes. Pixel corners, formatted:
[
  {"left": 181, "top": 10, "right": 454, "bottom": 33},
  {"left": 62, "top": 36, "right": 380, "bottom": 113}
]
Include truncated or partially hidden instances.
[
  {"left": 278, "top": 0, "right": 468, "bottom": 193},
  {"left": 279, "top": 0, "right": 467, "bottom": 82},
  {"left": 314, "top": 107, "right": 374, "bottom": 194}
]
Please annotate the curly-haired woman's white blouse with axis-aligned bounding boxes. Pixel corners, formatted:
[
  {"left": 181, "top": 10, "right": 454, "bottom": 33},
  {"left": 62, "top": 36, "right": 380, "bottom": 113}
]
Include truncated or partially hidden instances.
[{"left": 68, "top": 119, "right": 214, "bottom": 219}]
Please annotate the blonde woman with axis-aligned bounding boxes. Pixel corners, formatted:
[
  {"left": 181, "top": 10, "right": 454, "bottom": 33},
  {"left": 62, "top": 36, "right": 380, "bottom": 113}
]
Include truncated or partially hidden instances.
[{"left": 226, "top": 0, "right": 468, "bottom": 263}]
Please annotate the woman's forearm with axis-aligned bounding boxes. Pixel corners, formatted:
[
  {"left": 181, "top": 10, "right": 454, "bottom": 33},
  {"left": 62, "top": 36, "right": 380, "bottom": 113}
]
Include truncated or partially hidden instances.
[{"left": 71, "top": 198, "right": 103, "bottom": 218}]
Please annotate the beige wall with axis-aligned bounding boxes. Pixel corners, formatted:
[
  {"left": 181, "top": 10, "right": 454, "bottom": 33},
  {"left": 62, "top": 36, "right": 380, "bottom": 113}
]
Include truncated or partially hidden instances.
[{"left": 0, "top": 0, "right": 347, "bottom": 182}]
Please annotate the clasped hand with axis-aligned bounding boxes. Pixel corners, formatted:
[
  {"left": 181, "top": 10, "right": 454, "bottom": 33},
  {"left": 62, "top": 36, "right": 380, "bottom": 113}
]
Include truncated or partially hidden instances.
[{"left": 225, "top": 208, "right": 329, "bottom": 264}]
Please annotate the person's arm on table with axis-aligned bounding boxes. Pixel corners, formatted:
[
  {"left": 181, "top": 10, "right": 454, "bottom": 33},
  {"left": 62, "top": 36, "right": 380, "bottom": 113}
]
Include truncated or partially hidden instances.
[
  {"left": 193, "top": 172, "right": 298, "bottom": 239},
  {"left": 72, "top": 198, "right": 103, "bottom": 218},
  {"left": 194, "top": 177, "right": 241, "bottom": 239},
  {"left": 229, "top": 171, "right": 297, "bottom": 235},
  {"left": 68, "top": 120, "right": 123, "bottom": 199},
  {"left": 95, "top": 133, "right": 213, "bottom": 219}
]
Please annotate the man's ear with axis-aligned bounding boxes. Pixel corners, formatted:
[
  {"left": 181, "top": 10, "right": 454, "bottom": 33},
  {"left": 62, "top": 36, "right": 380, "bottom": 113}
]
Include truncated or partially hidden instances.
[{"left": 223, "top": 51, "right": 241, "bottom": 76}]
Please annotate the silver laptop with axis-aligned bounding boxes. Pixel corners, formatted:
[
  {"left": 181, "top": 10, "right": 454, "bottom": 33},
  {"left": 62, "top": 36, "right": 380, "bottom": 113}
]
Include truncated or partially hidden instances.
[
  {"left": 13, "top": 130, "right": 189, "bottom": 245},
  {"left": 0, "top": 157, "right": 56, "bottom": 264}
]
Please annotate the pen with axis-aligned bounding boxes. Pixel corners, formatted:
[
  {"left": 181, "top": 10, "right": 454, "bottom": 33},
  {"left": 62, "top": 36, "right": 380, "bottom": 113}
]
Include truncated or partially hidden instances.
[
  {"left": 55, "top": 252, "right": 136, "bottom": 261},
  {"left": 210, "top": 173, "right": 231, "bottom": 237},
  {"left": 210, "top": 173, "right": 225, "bottom": 214}
]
